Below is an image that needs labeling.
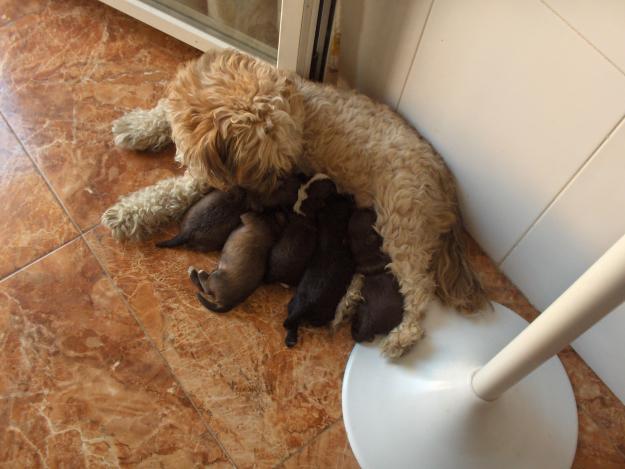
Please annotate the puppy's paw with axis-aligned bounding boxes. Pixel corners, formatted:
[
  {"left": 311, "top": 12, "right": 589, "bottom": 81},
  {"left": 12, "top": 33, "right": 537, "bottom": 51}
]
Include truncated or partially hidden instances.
[
  {"left": 197, "top": 270, "right": 209, "bottom": 281},
  {"left": 380, "top": 322, "right": 424, "bottom": 359},
  {"left": 285, "top": 328, "right": 298, "bottom": 348},
  {"left": 188, "top": 266, "right": 202, "bottom": 291}
]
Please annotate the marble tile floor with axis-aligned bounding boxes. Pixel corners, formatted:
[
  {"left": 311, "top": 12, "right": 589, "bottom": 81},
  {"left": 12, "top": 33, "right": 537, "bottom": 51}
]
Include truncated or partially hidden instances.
[{"left": 0, "top": 0, "right": 624, "bottom": 467}]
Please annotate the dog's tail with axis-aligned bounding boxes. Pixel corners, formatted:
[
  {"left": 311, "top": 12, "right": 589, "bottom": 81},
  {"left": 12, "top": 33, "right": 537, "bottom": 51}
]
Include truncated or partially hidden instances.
[
  {"left": 433, "top": 213, "right": 490, "bottom": 313},
  {"left": 155, "top": 233, "right": 188, "bottom": 248}
]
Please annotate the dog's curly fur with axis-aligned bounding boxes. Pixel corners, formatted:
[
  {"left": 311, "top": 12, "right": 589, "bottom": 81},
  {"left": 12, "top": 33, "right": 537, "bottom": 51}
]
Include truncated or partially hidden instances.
[
  {"left": 102, "top": 172, "right": 211, "bottom": 241},
  {"left": 104, "top": 49, "right": 489, "bottom": 357},
  {"left": 112, "top": 99, "right": 172, "bottom": 151}
]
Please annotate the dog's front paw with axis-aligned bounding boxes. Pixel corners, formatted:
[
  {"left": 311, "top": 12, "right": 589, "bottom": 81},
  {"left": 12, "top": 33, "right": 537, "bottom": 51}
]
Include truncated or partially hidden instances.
[
  {"left": 112, "top": 113, "right": 145, "bottom": 150},
  {"left": 380, "top": 322, "right": 424, "bottom": 359},
  {"left": 112, "top": 107, "right": 171, "bottom": 151},
  {"left": 101, "top": 202, "right": 141, "bottom": 241}
]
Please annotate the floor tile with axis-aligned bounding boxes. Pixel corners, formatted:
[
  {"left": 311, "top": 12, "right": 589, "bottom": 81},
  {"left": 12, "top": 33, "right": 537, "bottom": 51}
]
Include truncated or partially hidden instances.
[
  {"left": 280, "top": 420, "right": 359, "bottom": 469},
  {"left": 0, "top": 0, "right": 42, "bottom": 26},
  {"left": 0, "top": 238, "right": 230, "bottom": 467},
  {"left": 561, "top": 348, "right": 625, "bottom": 457},
  {"left": 572, "top": 411, "right": 625, "bottom": 469},
  {"left": 0, "top": 117, "right": 78, "bottom": 278},
  {"left": 86, "top": 226, "right": 354, "bottom": 468},
  {"left": 0, "top": 0, "right": 624, "bottom": 466},
  {"left": 0, "top": 0, "right": 200, "bottom": 230}
]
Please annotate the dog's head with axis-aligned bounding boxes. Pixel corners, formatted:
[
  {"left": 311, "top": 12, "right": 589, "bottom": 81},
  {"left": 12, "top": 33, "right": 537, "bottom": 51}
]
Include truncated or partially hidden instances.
[{"left": 168, "top": 49, "right": 305, "bottom": 195}]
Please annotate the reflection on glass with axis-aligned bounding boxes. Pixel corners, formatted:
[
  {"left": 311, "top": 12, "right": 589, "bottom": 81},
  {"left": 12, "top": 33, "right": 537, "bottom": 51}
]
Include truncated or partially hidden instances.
[{"left": 145, "top": 0, "right": 280, "bottom": 61}]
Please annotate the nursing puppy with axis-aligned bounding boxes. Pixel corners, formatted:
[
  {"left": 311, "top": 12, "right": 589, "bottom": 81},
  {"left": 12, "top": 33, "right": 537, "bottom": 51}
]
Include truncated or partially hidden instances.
[
  {"left": 284, "top": 194, "right": 355, "bottom": 347},
  {"left": 257, "top": 173, "right": 304, "bottom": 210},
  {"left": 156, "top": 188, "right": 246, "bottom": 251},
  {"left": 191, "top": 212, "right": 276, "bottom": 312},
  {"left": 348, "top": 209, "right": 403, "bottom": 342},
  {"left": 265, "top": 175, "right": 335, "bottom": 287}
]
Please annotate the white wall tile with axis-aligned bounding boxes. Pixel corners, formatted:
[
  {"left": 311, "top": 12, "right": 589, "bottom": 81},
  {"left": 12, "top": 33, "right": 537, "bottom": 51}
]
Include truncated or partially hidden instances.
[
  {"left": 397, "top": 0, "right": 625, "bottom": 262},
  {"left": 545, "top": 0, "right": 625, "bottom": 73},
  {"left": 339, "top": 0, "right": 432, "bottom": 107},
  {"left": 501, "top": 119, "right": 625, "bottom": 403}
]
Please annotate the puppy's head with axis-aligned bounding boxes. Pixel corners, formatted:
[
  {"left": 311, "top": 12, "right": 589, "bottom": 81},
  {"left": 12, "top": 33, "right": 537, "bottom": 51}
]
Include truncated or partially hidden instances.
[
  {"left": 293, "top": 175, "right": 337, "bottom": 216},
  {"left": 168, "top": 49, "right": 305, "bottom": 194},
  {"left": 255, "top": 173, "right": 305, "bottom": 209}
]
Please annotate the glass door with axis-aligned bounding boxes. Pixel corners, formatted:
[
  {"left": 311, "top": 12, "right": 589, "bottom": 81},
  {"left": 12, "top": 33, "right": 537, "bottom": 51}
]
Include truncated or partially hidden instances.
[
  {"left": 99, "top": 0, "right": 334, "bottom": 77},
  {"left": 146, "top": 0, "right": 280, "bottom": 63}
]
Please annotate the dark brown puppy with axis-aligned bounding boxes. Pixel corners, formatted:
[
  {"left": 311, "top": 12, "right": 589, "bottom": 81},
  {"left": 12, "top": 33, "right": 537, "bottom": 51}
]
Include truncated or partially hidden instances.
[
  {"left": 265, "top": 213, "right": 316, "bottom": 286},
  {"left": 257, "top": 174, "right": 305, "bottom": 210},
  {"left": 191, "top": 212, "right": 276, "bottom": 312},
  {"left": 265, "top": 175, "right": 336, "bottom": 286},
  {"left": 348, "top": 208, "right": 403, "bottom": 342},
  {"left": 284, "top": 193, "right": 356, "bottom": 347},
  {"left": 156, "top": 188, "right": 247, "bottom": 251}
]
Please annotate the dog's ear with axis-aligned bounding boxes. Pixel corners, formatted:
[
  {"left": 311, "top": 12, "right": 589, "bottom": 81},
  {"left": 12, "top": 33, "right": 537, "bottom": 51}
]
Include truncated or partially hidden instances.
[{"left": 181, "top": 127, "right": 234, "bottom": 191}]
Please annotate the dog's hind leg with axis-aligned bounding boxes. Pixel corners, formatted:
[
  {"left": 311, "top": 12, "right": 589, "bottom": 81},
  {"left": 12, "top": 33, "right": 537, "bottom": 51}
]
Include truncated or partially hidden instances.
[
  {"left": 101, "top": 172, "right": 211, "bottom": 241},
  {"left": 112, "top": 99, "right": 172, "bottom": 151},
  {"left": 375, "top": 170, "right": 453, "bottom": 359}
]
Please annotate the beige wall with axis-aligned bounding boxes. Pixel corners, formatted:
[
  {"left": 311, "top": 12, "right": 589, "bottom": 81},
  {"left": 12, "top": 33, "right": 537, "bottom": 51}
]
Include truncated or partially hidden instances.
[{"left": 340, "top": 0, "right": 625, "bottom": 404}]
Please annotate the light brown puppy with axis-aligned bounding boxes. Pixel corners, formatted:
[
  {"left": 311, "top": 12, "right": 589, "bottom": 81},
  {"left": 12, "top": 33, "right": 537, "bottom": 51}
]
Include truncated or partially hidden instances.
[{"left": 190, "top": 212, "right": 276, "bottom": 313}]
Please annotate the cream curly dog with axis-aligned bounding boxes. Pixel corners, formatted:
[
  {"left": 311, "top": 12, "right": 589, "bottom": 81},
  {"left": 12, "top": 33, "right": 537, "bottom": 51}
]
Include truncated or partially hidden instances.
[{"left": 103, "top": 49, "right": 488, "bottom": 358}]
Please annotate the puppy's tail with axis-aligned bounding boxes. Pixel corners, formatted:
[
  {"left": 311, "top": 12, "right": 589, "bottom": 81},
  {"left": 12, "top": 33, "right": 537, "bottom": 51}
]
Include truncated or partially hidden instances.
[
  {"left": 155, "top": 233, "right": 188, "bottom": 248},
  {"left": 433, "top": 213, "right": 490, "bottom": 313}
]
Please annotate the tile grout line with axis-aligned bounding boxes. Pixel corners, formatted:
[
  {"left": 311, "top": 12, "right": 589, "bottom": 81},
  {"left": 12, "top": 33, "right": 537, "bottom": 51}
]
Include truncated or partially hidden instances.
[
  {"left": 394, "top": 0, "right": 436, "bottom": 110},
  {"left": 81, "top": 231, "right": 239, "bottom": 469},
  {"left": 498, "top": 112, "right": 625, "bottom": 266},
  {"left": 540, "top": 0, "right": 625, "bottom": 78},
  {"left": 273, "top": 418, "right": 345, "bottom": 468},
  {"left": 2, "top": 99, "right": 239, "bottom": 466},
  {"left": 0, "top": 97, "right": 237, "bottom": 462},
  {"left": 2, "top": 99, "right": 237, "bottom": 464},
  {"left": 0, "top": 232, "right": 84, "bottom": 283},
  {"left": 0, "top": 112, "right": 83, "bottom": 236}
]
